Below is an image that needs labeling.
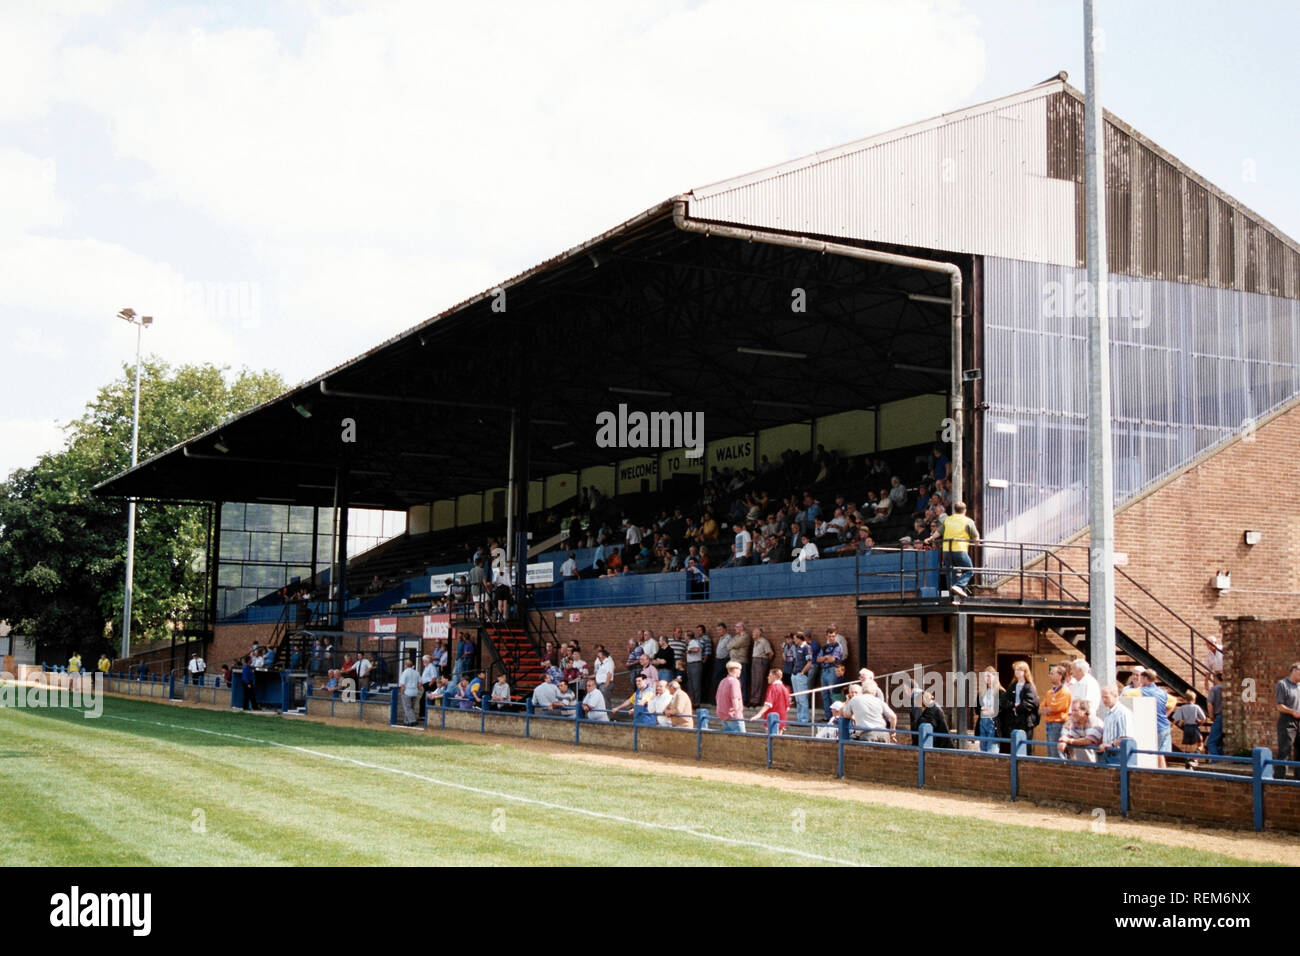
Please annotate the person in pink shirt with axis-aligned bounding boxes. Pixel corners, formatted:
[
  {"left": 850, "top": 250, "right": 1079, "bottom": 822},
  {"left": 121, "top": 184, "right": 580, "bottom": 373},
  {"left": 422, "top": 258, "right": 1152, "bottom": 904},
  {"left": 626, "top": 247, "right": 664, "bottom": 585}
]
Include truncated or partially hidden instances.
[
  {"left": 715, "top": 660, "right": 746, "bottom": 733},
  {"left": 752, "top": 666, "right": 791, "bottom": 733}
]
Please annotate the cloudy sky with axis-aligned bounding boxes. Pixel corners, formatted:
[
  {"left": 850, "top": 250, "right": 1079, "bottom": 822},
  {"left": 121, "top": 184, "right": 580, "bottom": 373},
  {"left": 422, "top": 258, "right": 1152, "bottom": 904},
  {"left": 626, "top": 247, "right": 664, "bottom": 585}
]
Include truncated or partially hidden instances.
[{"left": 2, "top": 0, "right": 1297, "bottom": 482}]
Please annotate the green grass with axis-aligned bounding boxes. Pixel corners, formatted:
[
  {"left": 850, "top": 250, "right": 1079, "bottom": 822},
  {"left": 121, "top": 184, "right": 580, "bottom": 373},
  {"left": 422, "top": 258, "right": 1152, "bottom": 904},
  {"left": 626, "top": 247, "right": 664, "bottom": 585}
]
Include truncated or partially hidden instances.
[{"left": 0, "top": 696, "right": 1269, "bottom": 866}]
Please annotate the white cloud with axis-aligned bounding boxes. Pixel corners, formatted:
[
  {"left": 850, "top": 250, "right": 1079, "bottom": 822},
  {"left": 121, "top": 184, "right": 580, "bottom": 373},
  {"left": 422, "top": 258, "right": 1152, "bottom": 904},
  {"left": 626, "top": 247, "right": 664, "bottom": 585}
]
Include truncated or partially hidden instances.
[
  {"left": 0, "top": 417, "right": 67, "bottom": 479},
  {"left": 0, "top": 148, "right": 70, "bottom": 234}
]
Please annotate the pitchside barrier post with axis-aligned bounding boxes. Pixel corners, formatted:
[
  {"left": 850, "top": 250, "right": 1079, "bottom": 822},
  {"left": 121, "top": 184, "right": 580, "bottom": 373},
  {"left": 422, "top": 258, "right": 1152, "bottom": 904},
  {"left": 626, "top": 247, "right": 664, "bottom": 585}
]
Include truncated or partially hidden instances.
[
  {"left": 439, "top": 691, "right": 448, "bottom": 729},
  {"left": 279, "top": 673, "right": 287, "bottom": 713},
  {"left": 766, "top": 712, "right": 779, "bottom": 767},
  {"left": 1118, "top": 738, "right": 1136, "bottom": 816},
  {"left": 1252, "top": 747, "right": 1271, "bottom": 831},
  {"left": 836, "top": 717, "right": 850, "bottom": 778},
  {"left": 696, "top": 709, "right": 708, "bottom": 759},
  {"left": 168, "top": 674, "right": 176, "bottom": 700},
  {"left": 633, "top": 715, "right": 639, "bottom": 752},
  {"left": 1009, "top": 730, "right": 1028, "bottom": 800},
  {"left": 574, "top": 700, "right": 581, "bottom": 745},
  {"left": 481, "top": 691, "right": 488, "bottom": 733},
  {"left": 917, "top": 723, "right": 934, "bottom": 788},
  {"left": 389, "top": 686, "right": 398, "bottom": 726},
  {"left": 524, "top": 699, "right": 532, "bottom": 738}
]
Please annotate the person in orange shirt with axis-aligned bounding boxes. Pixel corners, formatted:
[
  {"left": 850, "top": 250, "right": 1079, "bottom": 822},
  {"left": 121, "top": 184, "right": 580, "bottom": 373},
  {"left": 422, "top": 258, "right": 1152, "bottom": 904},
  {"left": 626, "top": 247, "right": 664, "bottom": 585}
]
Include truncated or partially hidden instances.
[{"left": 1041, "top": 663, "right": 1073, "bottom": 759}]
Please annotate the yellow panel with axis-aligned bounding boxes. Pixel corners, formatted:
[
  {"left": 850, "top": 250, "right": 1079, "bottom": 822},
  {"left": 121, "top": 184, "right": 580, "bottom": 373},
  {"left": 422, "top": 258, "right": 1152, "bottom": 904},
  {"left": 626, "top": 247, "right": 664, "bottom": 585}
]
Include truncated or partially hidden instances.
[
  {"left": 407, "top": 505, "right": 431, "bottom": 535},
  {"left": 432, "top": 499, "right": 456, "bottom": 531},
  {"left": 660, "top": 447, "right": 703, "bottom": 480},
  {"left": 879, "top": 394, "right": 949, "bottom": 450},
  {"left": 757, "top": 422, "right": 813, "bottom": 468},
  {"left": 528, "top": 479, "right": 544, "bottom": 513},
  {"left": 708, "top": 434, "right": 755, "bottom": 472},
  {"left": 581, "top": 465, "right": 615, "bottom": 499},
  {"left": 545, "top": 472, "right": 579, "bottom": 508},
  {"left": 814, "top": 409, "right": 875, "bottom": 457},
  {"left": 456, "top": 493, "right": 483, "bottom": 527},
  {"left": 616, "top": 456, "right": 659, "bottom": 495}
]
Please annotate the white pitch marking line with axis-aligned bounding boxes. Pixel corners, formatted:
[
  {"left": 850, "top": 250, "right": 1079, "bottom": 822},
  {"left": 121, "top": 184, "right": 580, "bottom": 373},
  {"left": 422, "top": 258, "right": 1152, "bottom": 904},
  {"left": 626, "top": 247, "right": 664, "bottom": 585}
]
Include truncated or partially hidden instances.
[{"left": 104, "top": 714, "right": 866, "bottom": 866}]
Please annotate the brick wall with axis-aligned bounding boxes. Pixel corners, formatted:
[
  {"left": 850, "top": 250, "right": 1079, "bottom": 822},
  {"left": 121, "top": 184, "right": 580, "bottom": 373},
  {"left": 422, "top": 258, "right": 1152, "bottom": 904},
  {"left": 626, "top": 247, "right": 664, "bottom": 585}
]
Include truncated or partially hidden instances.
[
  {"left": 1128, "top": 772, "right": 1253, "bottom": 828},
  {"left": 1220, "top": 617, "right": 1300, "bottom": 753}
]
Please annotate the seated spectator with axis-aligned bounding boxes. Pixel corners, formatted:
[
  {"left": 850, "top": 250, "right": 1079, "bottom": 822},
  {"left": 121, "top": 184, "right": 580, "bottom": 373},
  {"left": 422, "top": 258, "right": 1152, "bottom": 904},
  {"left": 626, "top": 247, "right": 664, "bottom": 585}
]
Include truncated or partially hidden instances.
[
  {"left": 453, "top": 677, "right": 475, "bottom": 710},
  {"left": 888, "top": 476, "right": 908, "bottom": 509},
  {"left": 650, "top": 679, "right": 674, "bottom": 726},
  {"left": 816, "top": 700, "right": 846, "bottom": 738},
  {"left": 531, "top": 673, "right": 561, "bottom": 711},
  {"left": 664, "top": 679, "right": 694, "bottom": 728},
  {"left": 582, "top": 677, "right": 609, "bottom": 721},
  {"left": 490, "top": 674, "right": 512, "bottom": 710},
  {"left": 1057, "top": 699, "right": 1103, "bottom": 762},
  {"left": 320, "top": 669, "right": 340, "bottom": 696},
  {"left": 610, "top": 674, "right": 657, "bottom": 724},
  {"left": 844, "top": 680, "right": 897, "bottom": 742},
  {"left": 554, "top": 679, "right": 577, "bottom": 717}
]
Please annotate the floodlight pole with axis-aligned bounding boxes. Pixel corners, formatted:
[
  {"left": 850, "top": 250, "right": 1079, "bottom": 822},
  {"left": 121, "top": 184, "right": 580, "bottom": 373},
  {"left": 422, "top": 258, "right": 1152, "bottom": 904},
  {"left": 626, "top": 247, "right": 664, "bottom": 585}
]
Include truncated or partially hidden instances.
[
  {"left": 1084, "top": 0, "right": 1117, "bottom": 686},
  {"left": 121, "top": 314, "right": 147, "bottom": 660}
]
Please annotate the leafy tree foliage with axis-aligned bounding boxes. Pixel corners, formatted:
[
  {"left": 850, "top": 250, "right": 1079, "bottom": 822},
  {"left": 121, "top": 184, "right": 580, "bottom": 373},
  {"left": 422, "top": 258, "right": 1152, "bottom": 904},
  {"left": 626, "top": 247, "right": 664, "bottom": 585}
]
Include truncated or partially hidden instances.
[{"left": 0, "top": 360, "right": 285, "bottom": 660}]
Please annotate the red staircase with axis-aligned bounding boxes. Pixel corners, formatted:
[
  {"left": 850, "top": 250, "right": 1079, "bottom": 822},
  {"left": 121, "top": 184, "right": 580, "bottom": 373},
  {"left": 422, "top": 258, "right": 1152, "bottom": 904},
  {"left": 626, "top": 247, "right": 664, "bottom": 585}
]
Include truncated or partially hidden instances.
[{"left": 483, "top": 622, "right": 546, "bottom": 698}]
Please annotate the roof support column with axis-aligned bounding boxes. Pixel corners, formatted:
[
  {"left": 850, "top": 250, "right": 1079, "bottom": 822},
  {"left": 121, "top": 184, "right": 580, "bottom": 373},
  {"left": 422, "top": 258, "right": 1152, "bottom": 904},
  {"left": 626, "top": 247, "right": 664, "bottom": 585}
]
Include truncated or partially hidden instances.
[
  {"left": 333, "top": 468, "right": 350, "bottom": 629},
  {"left": 505, "top": 410, "right": 517, "bottom": 565},
  {"left": 513, "top": 405, "right": 530, "bottom": 603}
]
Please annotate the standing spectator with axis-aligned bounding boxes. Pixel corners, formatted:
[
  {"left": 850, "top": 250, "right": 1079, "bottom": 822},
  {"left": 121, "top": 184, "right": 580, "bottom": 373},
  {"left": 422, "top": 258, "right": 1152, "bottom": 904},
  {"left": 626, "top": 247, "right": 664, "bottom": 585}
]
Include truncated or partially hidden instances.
[
  {"left": 917, "top": 691, "right": 951, "bottom": 747},
  {"left": 749, "top": 627, "right": 773, "bottom": 706},
  {"left": 220, "top": 662, "right": 233, "bottom": 688},
  {"left": 664, "top": 627, "right": 688, "bottom": 683},
  {"left": 652, "top": 640, "right": 675, "bottom": 685},
  {"left": 684, "top": 629, "right": 705, "bottom": 705},
  {"left": 712, "top": 622, "right": 733, "bottom": 689},
  {"left": 1274, "top": 662, "right": 1300, "bottom": 779},
  {"left": 637, "top": 653, "right": 658, "bottom": 689},
  {"left": 187, "top": 653, "right": 207, "bottom": 687},
  {"left": 664, "top": 679, "right": 694, "bottom": 728},
  {"left": 560, "top": 552, "right": 579, "bottom": 579},
  {"left": 715, "top": 661, "right": 746, "bottom": 733},
  {"left": 97, "top": 653, "right": 112, "bottom": 681},
  {"left": 398, "top": 658, "right": 421, "bottom": 726},
  {"left": 752, "top": 667, "right": 791, "bottom": 734},
  {"left": 815, "top": 634, "right": 844, "bottom": 721},
  {"left": 468, "top": 557, "right": 488, "bottom": 619},
  {"left": 240, "top": 656, "right": 257, "bottom": 711},
  {"left": 1096, "top": 683, "right": 1133, "bottom": 766},
  {"left": 454, "top": 632, "right": 475, "bottom": 682},
  {"left": 1171, "top": 689, "right": 1207, "bottom": 768},
  {"left": 1041, "top": 664, "right": 1072, "bottom": 759},
  {"left": 1066, "top": 659, "right": 1101, "bottom": 716},
  {"left": 977, "top": 671, "right": 1003, "bottom": 749},
  {"left": 593, "top": 648, "right": 614, "bottom": 703},
  {"left": 729, "top": 621, "right": 752, "bottom": 700},
  {"left": 1205, "top": 637, "right": 1224, "bottom": 676},
  {"left": 939, "top": 501, "right": 979, "bottom": 597},
  {"left": 355, "top": 652, "right": 372, "bottom": 696},
  {"left": 1057, "top": 700, "right": 1103, "bottom": 763},
  {"left": 790, "top": 631, "right": 815, "bottom": 725},
  {"left": 1206, "top": 672, "right": 1224, "bottom": 756},
  {"left": 582, "top": 678, "right": 609, "bottom": 721},
  {"left": 1139, "top": 670, "right": 1172, "bottom": 768},
  {"left": 419, "top": 654, "right": 437, "bottom": 718},
  {"left": 1008, "top": 660, "right": 1040, "bottom": 744}
]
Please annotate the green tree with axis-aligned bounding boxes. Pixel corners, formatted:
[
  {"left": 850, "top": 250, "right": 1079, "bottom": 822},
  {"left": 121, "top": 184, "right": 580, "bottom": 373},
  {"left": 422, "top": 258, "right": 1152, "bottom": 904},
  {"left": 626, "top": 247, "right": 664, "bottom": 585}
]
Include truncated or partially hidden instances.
[{"left": 0, "top": 359, "right": 286, "bottom": 660}]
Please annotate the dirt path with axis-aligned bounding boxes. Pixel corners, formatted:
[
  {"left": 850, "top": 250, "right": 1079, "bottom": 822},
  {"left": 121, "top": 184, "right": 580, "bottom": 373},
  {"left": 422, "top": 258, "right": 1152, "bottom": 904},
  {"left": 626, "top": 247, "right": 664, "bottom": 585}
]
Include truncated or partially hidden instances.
[{"left": 414, "top": 726, "right": 1298, "bottom": 866}]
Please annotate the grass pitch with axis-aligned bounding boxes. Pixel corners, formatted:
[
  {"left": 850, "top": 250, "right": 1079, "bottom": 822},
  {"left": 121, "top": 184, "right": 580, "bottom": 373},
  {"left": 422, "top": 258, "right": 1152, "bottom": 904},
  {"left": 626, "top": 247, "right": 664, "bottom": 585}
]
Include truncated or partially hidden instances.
[{"left": 0, "top": 696, "right": 1268, "bottom": 867}]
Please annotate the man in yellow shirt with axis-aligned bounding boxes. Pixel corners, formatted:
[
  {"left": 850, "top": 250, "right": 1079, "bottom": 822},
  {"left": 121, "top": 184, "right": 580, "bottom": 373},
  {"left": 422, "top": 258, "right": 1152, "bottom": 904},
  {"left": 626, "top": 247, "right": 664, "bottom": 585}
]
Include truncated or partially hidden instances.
[
  {"left": 940, "top": 501, "right": 979, "bottom": 597},
  {"left": 97, "top": 654, "right": 112, "bottom": 677}
]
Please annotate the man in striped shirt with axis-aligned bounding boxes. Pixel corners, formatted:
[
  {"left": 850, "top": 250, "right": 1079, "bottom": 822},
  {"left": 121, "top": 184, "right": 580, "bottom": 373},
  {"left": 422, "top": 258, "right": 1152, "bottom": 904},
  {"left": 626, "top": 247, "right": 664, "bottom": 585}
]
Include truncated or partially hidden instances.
[{"left": 1096, "top": 684, "right": 1133, "bottom": 766}]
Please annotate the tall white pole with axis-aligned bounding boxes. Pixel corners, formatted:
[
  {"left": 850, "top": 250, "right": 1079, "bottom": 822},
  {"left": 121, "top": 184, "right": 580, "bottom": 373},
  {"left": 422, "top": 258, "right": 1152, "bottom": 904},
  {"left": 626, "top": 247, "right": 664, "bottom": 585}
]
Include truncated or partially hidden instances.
[
  {"left": 1084, "top": 0, "right": 1117, "bottom": 686},
  {"left": 122, "top": 321, "right": 143, "bottom": 660}
]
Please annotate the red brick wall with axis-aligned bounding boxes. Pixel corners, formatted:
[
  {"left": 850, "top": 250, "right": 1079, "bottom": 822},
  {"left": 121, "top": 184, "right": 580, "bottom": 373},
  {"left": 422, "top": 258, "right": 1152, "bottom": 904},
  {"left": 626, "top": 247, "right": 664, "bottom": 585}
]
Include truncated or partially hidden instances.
[
  {"left": 1128, "top": 772, "right": 1253, "bottom": 828},
  {"left": 1220, "top": 617, "right": 1300, "bottom": 753}
]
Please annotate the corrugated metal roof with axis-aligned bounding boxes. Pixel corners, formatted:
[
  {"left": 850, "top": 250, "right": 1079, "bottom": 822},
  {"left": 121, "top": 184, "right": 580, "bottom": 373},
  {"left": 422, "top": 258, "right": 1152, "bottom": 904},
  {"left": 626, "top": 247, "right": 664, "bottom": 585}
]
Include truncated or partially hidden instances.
[{"left": 687, "top": 74, "right": 1300, "bottom": 300}]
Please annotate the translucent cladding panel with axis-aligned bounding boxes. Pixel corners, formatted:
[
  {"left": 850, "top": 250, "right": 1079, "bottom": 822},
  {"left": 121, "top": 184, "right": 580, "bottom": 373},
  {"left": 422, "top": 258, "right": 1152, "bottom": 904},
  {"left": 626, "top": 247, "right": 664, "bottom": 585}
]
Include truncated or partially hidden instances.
[
  {"left": 407, "top": 505, "right": 431, "bottom": 535},
  {"left": 984, "top": 256, "right": 1300, "bottom": 550},
  {"left": 242, "top": 564, "right": 284, "bottom": 589},
  {"left": 220, "top": 502, "right": 246, "bottom": 530},
  {"left": 248, "top": 532, "right": 280, "bottom": 562},
  {"left": 243, "top": 502, "right": 284, "bottom": 532},
  {"left": 288, "top": 506, "right": 316, "bottom": 534},
  {"left": 317, "top": 509, "right": 337, "bottom": 535},
  {"left": 814, "top": 410, "right": 874, "bottom": 457},
  {"left": 217, "top": 563, "right": 242, "bottom": 588},
  {"left": 219, "top": 531, "right": 249, "bottom": 561},
  {"left": 528, "top": 479, "right": 544, "bottom": 514},
  {"left": 281, "top": 533, "right": 313, "bottom": 564}
]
